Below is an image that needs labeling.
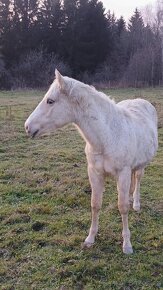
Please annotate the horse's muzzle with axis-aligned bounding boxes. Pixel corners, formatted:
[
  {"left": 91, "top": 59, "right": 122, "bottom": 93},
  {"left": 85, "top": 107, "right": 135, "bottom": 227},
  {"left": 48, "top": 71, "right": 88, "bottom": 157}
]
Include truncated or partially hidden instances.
[{"left": 25, "top": 122, "right": 39, "bottom": 138}]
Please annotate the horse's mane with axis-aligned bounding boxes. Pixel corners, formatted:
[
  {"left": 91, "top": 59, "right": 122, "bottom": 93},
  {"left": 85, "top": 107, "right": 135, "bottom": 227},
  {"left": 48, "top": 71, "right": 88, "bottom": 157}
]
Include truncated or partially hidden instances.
[{"left": 69, "top": 78, "right": 116, "bottom": 110}]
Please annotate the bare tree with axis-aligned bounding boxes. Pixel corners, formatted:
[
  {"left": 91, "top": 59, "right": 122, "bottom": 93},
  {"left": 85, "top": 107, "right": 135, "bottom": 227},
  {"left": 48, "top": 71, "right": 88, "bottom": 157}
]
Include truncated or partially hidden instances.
[
  {"left": 157, "top": 1, "right": 163, "bottom": 82},
  {"left": 142, "top": 0, "right": 163, "bottom": 83}
]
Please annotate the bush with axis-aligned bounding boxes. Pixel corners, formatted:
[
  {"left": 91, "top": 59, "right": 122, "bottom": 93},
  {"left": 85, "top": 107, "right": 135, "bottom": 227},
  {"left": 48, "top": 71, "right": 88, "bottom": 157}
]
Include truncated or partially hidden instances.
[
  {"left": 78, "top": 62, "right": 114, "bottom": 87},
  {"left": 0, "top": 59, "right": 12, "bottom": 89},
  {"left": 10, "top": 49, "right": 71, "bottom": 89}
]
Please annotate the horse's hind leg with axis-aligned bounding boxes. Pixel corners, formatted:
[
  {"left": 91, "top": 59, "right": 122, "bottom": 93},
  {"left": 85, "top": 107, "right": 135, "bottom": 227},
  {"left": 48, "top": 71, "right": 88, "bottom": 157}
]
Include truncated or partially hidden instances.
[
  {"left": 129, "top": 171, "right": 136, "bottom": 201},
  {"left": 83, "top": 166, "right": 104, "bottom": 248},
  {"left": 133, "top": 168, "right": 144, "bottom": 212},
  {"left": 117, "top": 167, "right": 133, "bottom": 254}
]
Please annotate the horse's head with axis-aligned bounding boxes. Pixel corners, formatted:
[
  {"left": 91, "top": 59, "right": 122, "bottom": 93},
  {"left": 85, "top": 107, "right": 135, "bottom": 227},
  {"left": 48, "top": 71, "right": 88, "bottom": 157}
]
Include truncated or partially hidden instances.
[{"left": 25, "top": 70, "right": 74, "bottom": 138}]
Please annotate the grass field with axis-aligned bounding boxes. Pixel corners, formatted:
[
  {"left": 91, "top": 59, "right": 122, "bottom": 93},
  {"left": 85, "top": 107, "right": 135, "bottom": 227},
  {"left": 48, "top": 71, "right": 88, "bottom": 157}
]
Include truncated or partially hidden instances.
[{"left": 0, "top": 88, "right": 163, "bottom": 290}]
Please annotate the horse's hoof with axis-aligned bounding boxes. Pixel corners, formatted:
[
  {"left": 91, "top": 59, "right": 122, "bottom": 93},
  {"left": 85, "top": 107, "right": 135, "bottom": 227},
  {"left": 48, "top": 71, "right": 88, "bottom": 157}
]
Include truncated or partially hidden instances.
[
  {"left": 82, "top": 241, "right": 94, "bottom": 249},
  {"left": 133, "top": 204, "right": 140, "bottom": 212},
  {"left": 123, "top": 246, "right": 133, "bottom": 254}
]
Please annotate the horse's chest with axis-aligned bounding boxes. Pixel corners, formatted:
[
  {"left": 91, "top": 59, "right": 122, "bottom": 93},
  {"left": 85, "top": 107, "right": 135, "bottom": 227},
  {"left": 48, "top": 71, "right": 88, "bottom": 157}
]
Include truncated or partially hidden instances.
[
  {"left": 87, "top": 153, "right": 116, "bottom": 176},
  {"left": 87, "top": 154, "right": 104, "bottom": 173}
]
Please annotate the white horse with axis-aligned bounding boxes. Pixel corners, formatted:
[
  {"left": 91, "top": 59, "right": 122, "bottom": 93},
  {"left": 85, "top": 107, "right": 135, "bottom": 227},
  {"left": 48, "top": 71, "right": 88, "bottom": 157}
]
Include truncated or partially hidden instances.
[{"left": 25, "top": 70, "right": 158, "bottom": 254}]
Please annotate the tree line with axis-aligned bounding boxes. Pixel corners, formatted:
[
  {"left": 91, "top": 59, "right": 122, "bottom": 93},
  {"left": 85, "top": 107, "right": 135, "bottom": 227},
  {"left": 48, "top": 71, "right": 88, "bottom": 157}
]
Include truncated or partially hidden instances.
[{"left": 0, "top": 0, "right": 162, "bottom": 88}]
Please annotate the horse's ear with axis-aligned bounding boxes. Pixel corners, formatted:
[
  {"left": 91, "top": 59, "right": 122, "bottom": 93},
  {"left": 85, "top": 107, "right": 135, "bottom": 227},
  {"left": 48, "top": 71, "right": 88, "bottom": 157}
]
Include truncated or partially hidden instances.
[{"left": 55, "top": 69, "right": 65, "bottom": 90}]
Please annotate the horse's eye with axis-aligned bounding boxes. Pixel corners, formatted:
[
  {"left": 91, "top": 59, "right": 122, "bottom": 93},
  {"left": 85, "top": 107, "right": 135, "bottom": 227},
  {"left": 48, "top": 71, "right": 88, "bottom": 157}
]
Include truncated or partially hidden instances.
[{"left": 47, "top": 98, "right": 55, "bottom": 105}]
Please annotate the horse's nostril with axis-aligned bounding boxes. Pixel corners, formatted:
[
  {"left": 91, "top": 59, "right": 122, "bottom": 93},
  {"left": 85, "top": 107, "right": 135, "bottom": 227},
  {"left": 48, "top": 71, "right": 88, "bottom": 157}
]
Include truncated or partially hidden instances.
[{"left": 25, "top": 124, "right": 30, "bottom": 134}]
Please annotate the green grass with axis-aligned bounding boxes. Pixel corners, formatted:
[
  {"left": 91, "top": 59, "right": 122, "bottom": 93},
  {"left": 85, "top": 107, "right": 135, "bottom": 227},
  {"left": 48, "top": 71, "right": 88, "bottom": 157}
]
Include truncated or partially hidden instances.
[{"left": 0, "top": 88, "right": 163, "bottom": 290}]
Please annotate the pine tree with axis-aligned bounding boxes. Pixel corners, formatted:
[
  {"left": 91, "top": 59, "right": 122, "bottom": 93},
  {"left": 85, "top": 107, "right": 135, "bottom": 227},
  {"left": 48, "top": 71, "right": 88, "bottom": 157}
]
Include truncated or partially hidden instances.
[
  {"left": 0, "top": 0, "right": 12, "bottom": 65},
  {"left": 39, "top": 0, "right": 63, "bottom": 54},
  {"left": 117, "top": 16, "right": 126, "bottom": 36},
  {"left": 128, "top": 8, "right": 145, "bottom": 56},
  {"left": 61, "top": 0, "right": 78, "bottom": 67},
  {"left": 103, "top": 12, "right": 127, "bottom": 80},
  {"left": 0, "top": 0, "right": 40, "bottom": 65},
  {"left": 62, "top": 0, "right": 109, "bottom": 75},
  {"left": 105, "top": 11, "right": 117, "bottom": 61},
  {"left": 12, "top": 0, "right": 39, "bottom": 51}
]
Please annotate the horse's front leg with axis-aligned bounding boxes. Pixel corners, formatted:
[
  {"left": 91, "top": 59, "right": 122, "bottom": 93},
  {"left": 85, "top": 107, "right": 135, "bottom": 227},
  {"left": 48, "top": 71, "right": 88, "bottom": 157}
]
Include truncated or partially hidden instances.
[
  {"left": 83, "top": 166, "right": 104, "bottom": 248},
  {"left": 117, "top": 167, "right": 133, "bottom": 254}
]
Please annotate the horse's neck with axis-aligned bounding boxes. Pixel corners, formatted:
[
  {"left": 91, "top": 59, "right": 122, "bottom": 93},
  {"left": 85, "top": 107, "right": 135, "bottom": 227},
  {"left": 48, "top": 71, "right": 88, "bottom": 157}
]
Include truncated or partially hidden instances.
[{"left": 74, "top": 93, "right": 118, "bottom": 153}]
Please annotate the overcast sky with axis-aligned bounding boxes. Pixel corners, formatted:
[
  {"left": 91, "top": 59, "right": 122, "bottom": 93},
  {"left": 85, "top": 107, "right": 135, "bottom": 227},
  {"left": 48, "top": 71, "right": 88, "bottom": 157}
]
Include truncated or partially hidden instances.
[{"left": 102, "top": 0, "right": 156, "bottom": 20}]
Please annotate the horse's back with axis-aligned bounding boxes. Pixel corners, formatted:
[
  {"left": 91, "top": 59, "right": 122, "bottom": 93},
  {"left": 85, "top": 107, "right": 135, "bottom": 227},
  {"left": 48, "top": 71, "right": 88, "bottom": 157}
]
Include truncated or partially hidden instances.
[{"left": 117, "top": 98, "right": 157, "bottom": 126}]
